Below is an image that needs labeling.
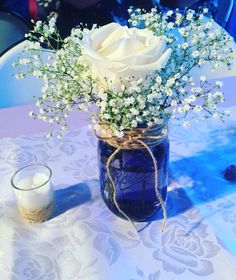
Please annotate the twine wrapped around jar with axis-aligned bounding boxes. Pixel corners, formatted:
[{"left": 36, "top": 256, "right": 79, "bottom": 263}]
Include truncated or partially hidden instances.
[
  {"left": 95, "top": 123, "right": 168, "bottom": 232},
  {"left": 19, "top": 200, "right": 55, "bottom": 223}
]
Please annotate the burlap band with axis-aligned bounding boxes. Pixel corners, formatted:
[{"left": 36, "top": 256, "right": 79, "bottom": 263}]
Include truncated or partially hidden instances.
[{"left": 19, "top": 200, "right": 55, "bottom": 223}]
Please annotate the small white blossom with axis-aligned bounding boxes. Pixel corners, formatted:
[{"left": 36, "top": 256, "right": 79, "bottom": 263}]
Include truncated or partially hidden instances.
[
  {"left": 199, "top": 14, "right": 204, "bottom": 20},
  {"left": 183, "top": 121, "right": 190, "bottom": 128},
  {"left": 205, "top": 21, "right": 213, "bottom": 29},
  {"left": 188, "top": 95, "right": 196, "bottom": 102},
  {"left": 176, "top": 13, "right": 182, "bottom": 24},
  {"left": 192, "top": 50, "right": 199, "bottom": 58},
  {"left": 155, "top": 76, "right": 162, "bottom": 84},
  {"left": 224, "top": 110, "right": 231, "bottom": 116},
  {"left": 46, "top": 132, "right": 52, "bottom": 139},
  {"left": 39, "top": 108, "right": 45, "bottom": 114},
  {"left": 130, "top": 108, "right": 139, "bottom": 115},
  {"left": 171, "top": 100, "right": 177, "bottom": 106},
  {"left": 166, "top": 77, "right": 175, "bottom": 87},
  {"left": 165, "top": 88, "right": 173, "bottom": 96},
  {"left": 179, "top": 28, "right": 186, "bottom": 36},
  {"left": 186, "top": 13, "right": 193, "bottom": 21},
  {"left": 15, "top": 73, "right": 24, "bottom": 79},
  {"left": 209, "top": 32, "right": 216, "bottom": 40},
  {"left": 216, "top": 81, "right": 223, "bottom": 87},
  {"left": 212, "top": 112, "right": 219, "bottom": 119},
  {"left": 200, "top": 76, "right": 206, "bottom": 82},
  {"left": 19, "top": 58, "right": 30, "bottom": 65},
  {"left": 182, "top": 42, "right": 188, "bottom": 49},
  {"left": 166, "top": 10, "right": 174, "bottom": 16},
  {"left": 191, "top": 37, "right": 197, "bottom": 44},
  {"left": 167, "top": 22, "right": 174, "bottom": 29},
  {"left": 28, "top": 111, "right": 34, "bottom": 117},
  {"left": 193, "top": 105, "right": 203, "bottom": 112},
  {"left": 131, "top": 120, "right": 138, "bottom": 127},
  {"left": 184, "top": 104, "right": 191, "bottom": 111},
  {"left": 214, "top": 91, "right": 223, "bottom": 99},
  {"left": 178, "top": 107, "right": 185, "bottom": 113}
]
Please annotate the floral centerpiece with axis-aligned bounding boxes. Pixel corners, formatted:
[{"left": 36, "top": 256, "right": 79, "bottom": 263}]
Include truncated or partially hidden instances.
[{"left": 15, "top": 8, "right": 234, "bottom": 229}]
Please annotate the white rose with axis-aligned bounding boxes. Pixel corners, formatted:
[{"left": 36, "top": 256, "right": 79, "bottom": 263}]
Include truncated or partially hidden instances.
[{"left": 80, "top": 23, "right": 172, "bottom": 90}]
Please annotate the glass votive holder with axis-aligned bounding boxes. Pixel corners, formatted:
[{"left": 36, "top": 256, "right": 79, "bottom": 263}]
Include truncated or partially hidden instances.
[{"left": 11, "top": 164, "right": 54, "bottom": 223}]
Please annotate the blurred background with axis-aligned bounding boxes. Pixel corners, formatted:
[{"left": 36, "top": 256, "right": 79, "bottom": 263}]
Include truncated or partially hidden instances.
[{"left": 0, "top": 0, "right": 235, "bottom": 56}]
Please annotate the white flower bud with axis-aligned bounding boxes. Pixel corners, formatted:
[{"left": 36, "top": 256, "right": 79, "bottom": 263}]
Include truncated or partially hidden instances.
[{"left": 183, "top": 121, "right": 190, "bottom": 128}]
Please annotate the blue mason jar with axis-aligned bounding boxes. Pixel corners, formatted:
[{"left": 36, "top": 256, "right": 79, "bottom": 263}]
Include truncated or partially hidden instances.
[{"left": 98, "top": 124, "right": 169, "bottom": 222}]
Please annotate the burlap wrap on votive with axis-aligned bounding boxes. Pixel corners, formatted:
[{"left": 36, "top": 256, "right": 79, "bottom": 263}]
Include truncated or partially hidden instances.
[{"left": 19, "top": 200, "right": 55, "bottom": 223}]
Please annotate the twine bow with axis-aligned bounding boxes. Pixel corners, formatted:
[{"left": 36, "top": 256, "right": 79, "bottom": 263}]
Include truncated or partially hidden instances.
[{"left": 95, "top": 124, "right": 168, "bottom": 232}]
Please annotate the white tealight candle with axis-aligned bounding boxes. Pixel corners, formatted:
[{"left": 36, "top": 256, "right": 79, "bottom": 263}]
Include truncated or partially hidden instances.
[
  {"left": 15, "top": 172, "right": 53, "bottom": 210},
  {"left": 11, "top": 164, "right": 54, "bottom": 223}
]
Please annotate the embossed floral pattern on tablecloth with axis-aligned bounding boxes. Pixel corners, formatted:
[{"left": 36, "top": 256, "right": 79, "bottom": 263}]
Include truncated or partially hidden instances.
[
  {"left": 152, "top": 217, "right": 220, "bottom": 276},
  {"left": 1, "top": 108, "right": 236, "bottom": 279}
]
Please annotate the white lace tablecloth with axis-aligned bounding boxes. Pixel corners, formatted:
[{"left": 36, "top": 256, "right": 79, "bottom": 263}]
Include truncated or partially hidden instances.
[{"left": 0, "top": 108, "right": 236, "bottom": 280}]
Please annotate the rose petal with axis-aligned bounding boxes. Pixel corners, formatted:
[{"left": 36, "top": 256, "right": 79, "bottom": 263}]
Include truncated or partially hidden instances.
[
  {"left": 113, "top": 47, "right": 171, "bottom": 84},
  {"left": 125, "top": 48, "right": 171, "bottom": 72},
  {"left": 99, "top": 37, "right": 145, "bottom": 59},
  {"left": 90, "top": 22, "right": 121, "bottom": 50},
  {"left": 99, "top": 26, "right": 129, "bottom": 49},
  {"left": 112, "top": 37, "right": 166, "bottom": 65}
]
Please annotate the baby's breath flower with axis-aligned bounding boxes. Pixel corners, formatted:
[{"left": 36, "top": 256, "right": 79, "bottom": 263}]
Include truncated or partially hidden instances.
[
  {"left": 193, "top": 105, "right": 203, "bottom": 112},
  {"left": 212, "top": 112, "right": 219, "bottom": 119},
  {"left": 165, "top": 88, "right": 173, "bottom": 96},
  {"left": 214, "top": 91, "right": 223, "bottom": 99},
  {"left": 166, "top": 10, "right": 173, "bottom": 17},
  {"left": 167, "top": 22, "right": 174, "bottom": 29},
  {"left": 28, "top": 111, "right": 34, "bottom": 117},
  {"left": 57, "top": 133, "right": 62, "bottom": 139},
  {"left": 182, "top": 42, "right": 188, "bottom": 49},
  {"left": 49, "top": 118, "right": 54, "bottom": 123},
  {"left": 179, "top": 28, "right": 186, "bottom": 36},
  {"left": 192, "top": 50, "right": 200, "bottom": 58},
  {"left": 200, "top": 76, "right": 206, "bottom": 82},
  {"left": 15, "top": 73, "right": 25, "bottom": 79},
  {"left": 46, "top": 132, "right": 52, "bottom": 139},
  {"left": 155, "top": 76, "right": 162, "bottom": 84},
  {"left": 171, "top": 100, "right": 177, "bottom": 106},
  {"left": 186, "top": 13, "right": 193, "bottom": 21},
  {"left": 205, "top": 21, "right": 213, "bottom": 29},
  {"left": 216, "top": 81, "right": 223, "bottom": 87},
  {"left": 166, "top": 77, "right": 175, "bottom": 87},
  {"left": 183, "top": 121, "right": 190, "bottom": 128}
]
